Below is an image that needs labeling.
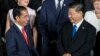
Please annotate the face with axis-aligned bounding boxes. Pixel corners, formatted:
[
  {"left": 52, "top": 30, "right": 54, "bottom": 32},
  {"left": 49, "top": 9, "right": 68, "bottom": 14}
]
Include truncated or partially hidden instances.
[
  {"left": 93, "top": 1, "right": 100, "bottom": 13},
  {"left": 17, "top": 0, "right": 29, "bottom": 7},
  {"left": 68, "top": 8, "right": 83, "bottom": 24},
  {"left": 16, "top": 10, "right": 29, "bottom": 27}
]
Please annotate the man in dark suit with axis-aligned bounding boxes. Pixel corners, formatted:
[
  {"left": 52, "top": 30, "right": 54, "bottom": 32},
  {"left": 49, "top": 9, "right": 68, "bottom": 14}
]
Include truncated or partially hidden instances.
[
  {"left": 38, "top": 0, "right": 74, "bottom": 56},
  {"left": 6, "top": 6, "right": 39, "bottom": 56},
  {"left": 56, "top": 2, "right": 96, "bottom": 56}
]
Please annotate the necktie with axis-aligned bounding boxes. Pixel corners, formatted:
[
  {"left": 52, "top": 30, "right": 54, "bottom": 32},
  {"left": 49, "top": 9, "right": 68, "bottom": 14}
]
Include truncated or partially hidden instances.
[
  {"left": 57, "top": 0, "right": 61, "bottom": 14},
  {"left": 72, "top": 25, "right": 77, "bottom": 38},
  {"left": 21, "top": 27, "right": 29, "bottom": 46}
]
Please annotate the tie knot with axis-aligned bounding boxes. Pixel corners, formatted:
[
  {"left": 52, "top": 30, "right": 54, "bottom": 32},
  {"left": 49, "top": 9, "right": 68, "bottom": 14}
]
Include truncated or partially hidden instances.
[
  {"left": 73, "top": 25, "right": 77, "bottom": 29},
  {"left": 22, "top": 27, "right": 25, "bottom": 32}
]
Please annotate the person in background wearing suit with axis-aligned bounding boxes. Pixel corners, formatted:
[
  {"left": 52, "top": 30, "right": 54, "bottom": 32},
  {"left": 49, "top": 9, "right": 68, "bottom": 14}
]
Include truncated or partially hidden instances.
[
  {"left": 56, "top": 2, "right": 96, "bottom": 56},
  {"left": 84, "top": 0, "right": 100, "bottom": 56},
  {"left": 38, "top": 0, "right": 74, "bottom": 56},
  {"left": 6, "top": 6, "right": 39, "bottom": 56}
]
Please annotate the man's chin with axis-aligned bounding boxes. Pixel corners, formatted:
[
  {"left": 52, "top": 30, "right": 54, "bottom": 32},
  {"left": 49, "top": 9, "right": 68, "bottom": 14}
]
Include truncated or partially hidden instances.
[
  {"left": 70, "top": 20, "right": 74, "bottom": 23},
  {"left": 23, "top": 24, "right": 27, "bottom": 26}
]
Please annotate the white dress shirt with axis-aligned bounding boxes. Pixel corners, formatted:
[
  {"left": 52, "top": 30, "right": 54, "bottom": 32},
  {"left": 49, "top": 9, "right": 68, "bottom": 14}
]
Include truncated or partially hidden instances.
[
  {"left": 37, "top": 0, "right": 64, "bottom": 12},
  {"left": 73, "top": 19, "right": 84, "bottom": 31},
  {"left": 55, "top": 0, "right": 64, "bottom": 9},
  {"left": 15, "top": 23, "right": 23, "bottom": 32}
]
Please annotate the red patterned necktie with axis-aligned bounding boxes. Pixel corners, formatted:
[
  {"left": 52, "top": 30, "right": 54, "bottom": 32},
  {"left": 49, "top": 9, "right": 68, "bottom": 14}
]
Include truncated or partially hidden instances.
[{"left": 21, "top": 27, "right": 29, "bottom": 46}]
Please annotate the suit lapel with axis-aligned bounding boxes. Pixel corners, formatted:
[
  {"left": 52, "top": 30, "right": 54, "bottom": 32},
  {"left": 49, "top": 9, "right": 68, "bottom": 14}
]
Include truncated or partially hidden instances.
[
  {"left": 48, "top": 0, "right": 58, "bottom": 17},
  {"left": 59, "top": 0, "right": 73, "bottom": 15},
  {"left": 57, "top": 0, "right": 66, "bottom": 16},
  {"left": 24, "top": 26, "right": 38, "bottom": 56},
  {"left": 65, "top": 22, "right": 73, "bottom": 41},
  {"left": 68, "top": 23, "right": 73, "bottom": 39},
  {"left": 57, "top": 0, "right": 73, "bottom": 24},
  {"left": 24, "top": 26, "right": 33, "bottom": 48},
  {"left": 13, "top": 24, "right": 29, "bottom": 47},
  {"left": 72, "top": 20, "right": 86, "bottom": 41}
]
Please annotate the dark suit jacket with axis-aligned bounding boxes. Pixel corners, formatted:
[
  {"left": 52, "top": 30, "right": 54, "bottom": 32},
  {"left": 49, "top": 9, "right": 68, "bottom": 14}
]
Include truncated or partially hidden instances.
[
  {"left": 57, "top": 20, "right": 96, "bottom": 56},
  {"left": 38, "top": 0, "right": 73, "bottom": 45},
  {"left": 38, "top": 0, "right": 73, "bottom": 55},
  {"left": 6, "top": 24, "right": 39, "bottom": 56}
]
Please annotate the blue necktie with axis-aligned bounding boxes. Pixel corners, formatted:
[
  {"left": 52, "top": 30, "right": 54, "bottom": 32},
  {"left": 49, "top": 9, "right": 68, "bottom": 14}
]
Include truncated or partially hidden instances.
[
  {"left": 72, "top": 25, "right": 77, "bottom": 38},
  {"left": 57, "top": 0, "right": 61, "bottom": 14}
]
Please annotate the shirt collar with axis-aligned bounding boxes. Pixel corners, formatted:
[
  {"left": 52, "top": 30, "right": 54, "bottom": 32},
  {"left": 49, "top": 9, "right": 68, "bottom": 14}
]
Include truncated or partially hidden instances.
[
  {"left": 55, "top": 0, "right": 64, "bottom": 8},
  {"left": 73, "top": 18, "right": 84, "bottom": 30},
  {"left": 15, "top": 23, "right": 23, "bottom": 31}
]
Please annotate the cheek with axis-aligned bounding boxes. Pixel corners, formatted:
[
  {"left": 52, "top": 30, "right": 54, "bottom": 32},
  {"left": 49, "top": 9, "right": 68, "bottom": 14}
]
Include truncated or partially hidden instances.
[
  {"left": 71, "top": 14, "right": 76, "bottom": 19},
  {"left": 94, "top": 3, "right": 100, "bottom": 9},
  {"left": 68, "top": 14, "right": 74, "bottom": 21},
  {"left": 26, "top": 17, "right": 29, "bottom": 21},
  {"left": 19, "top": 0, "right": 23, "bottom": 4},
  {"left": 68, "top": 14, "right": 71, "bottom": 18},
  {"left": 24, "top": 18, "right": 28, "bottom": 23},
  {"left": 68, "top": 13, "right": 74, "bottom": 18}
]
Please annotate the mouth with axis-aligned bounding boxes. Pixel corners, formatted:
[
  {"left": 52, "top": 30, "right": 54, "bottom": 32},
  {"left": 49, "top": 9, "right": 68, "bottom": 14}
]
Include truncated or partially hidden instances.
[{"left": 25, "top": 1, "right": 29, "bottom": 4}]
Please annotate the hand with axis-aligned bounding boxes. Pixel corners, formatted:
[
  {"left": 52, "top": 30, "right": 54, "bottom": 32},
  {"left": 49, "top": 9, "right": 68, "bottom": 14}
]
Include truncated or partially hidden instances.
[{"left": 63, "top": 53, "right": 71, "bottom": 56}]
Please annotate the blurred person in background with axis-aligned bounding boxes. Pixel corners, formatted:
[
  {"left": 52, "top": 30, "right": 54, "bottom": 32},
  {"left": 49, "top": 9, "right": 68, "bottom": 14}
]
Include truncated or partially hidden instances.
[{"left": 84, "top": 0, "right": 100, "bottom": 56}]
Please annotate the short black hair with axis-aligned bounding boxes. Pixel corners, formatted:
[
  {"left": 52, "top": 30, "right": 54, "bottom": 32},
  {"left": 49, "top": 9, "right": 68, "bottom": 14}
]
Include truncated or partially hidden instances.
[
  {"left": 68, "top": 2, "right": 84, "bottom": 14},
  {"left": 13, "top": 6, "right": 27, "bottom": 20}
]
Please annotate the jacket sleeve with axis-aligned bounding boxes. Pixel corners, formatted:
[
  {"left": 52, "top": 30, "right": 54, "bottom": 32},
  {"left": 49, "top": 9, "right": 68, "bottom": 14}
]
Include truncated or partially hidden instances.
[
  {"left": 6, "top": 31, "right": 18, "bottom": 56},
  {"left": 56, "top": 24, "right": 67, "bottom": 56},
  {"left": 38, "top": 1, "right": 49, "bottom": 46}
]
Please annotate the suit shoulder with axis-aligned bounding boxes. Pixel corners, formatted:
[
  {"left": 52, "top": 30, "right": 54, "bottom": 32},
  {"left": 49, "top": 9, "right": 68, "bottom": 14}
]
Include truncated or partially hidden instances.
[
  {"left": 6, "top": 26, "right": 16, "bottom": 37},
  {"left": 42, "top": 0, "right": 48, "bottom": 5},
  {"left": 84, "top": 20, "right": 96, "bottom": 31}
]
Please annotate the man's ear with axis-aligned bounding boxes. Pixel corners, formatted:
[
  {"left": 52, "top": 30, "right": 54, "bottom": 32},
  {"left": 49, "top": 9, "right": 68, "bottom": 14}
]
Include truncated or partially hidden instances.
[
  {"left": 15, "top": 16, "right": 20, "bottom": 21},
  {"left": 79, "top": 11, "right": 83, "bottom": 16}
]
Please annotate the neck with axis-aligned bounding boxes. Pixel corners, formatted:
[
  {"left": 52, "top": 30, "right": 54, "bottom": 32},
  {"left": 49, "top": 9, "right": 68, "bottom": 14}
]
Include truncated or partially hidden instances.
[
  {"left": 74, "top": 18, "right": 83, "bottom": 24},
  {"left": 16, "top": 22, "right": 24, "bottom": 27},
  {"left": 18, "top": 4, "right": 27, "bottom": 8}
]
